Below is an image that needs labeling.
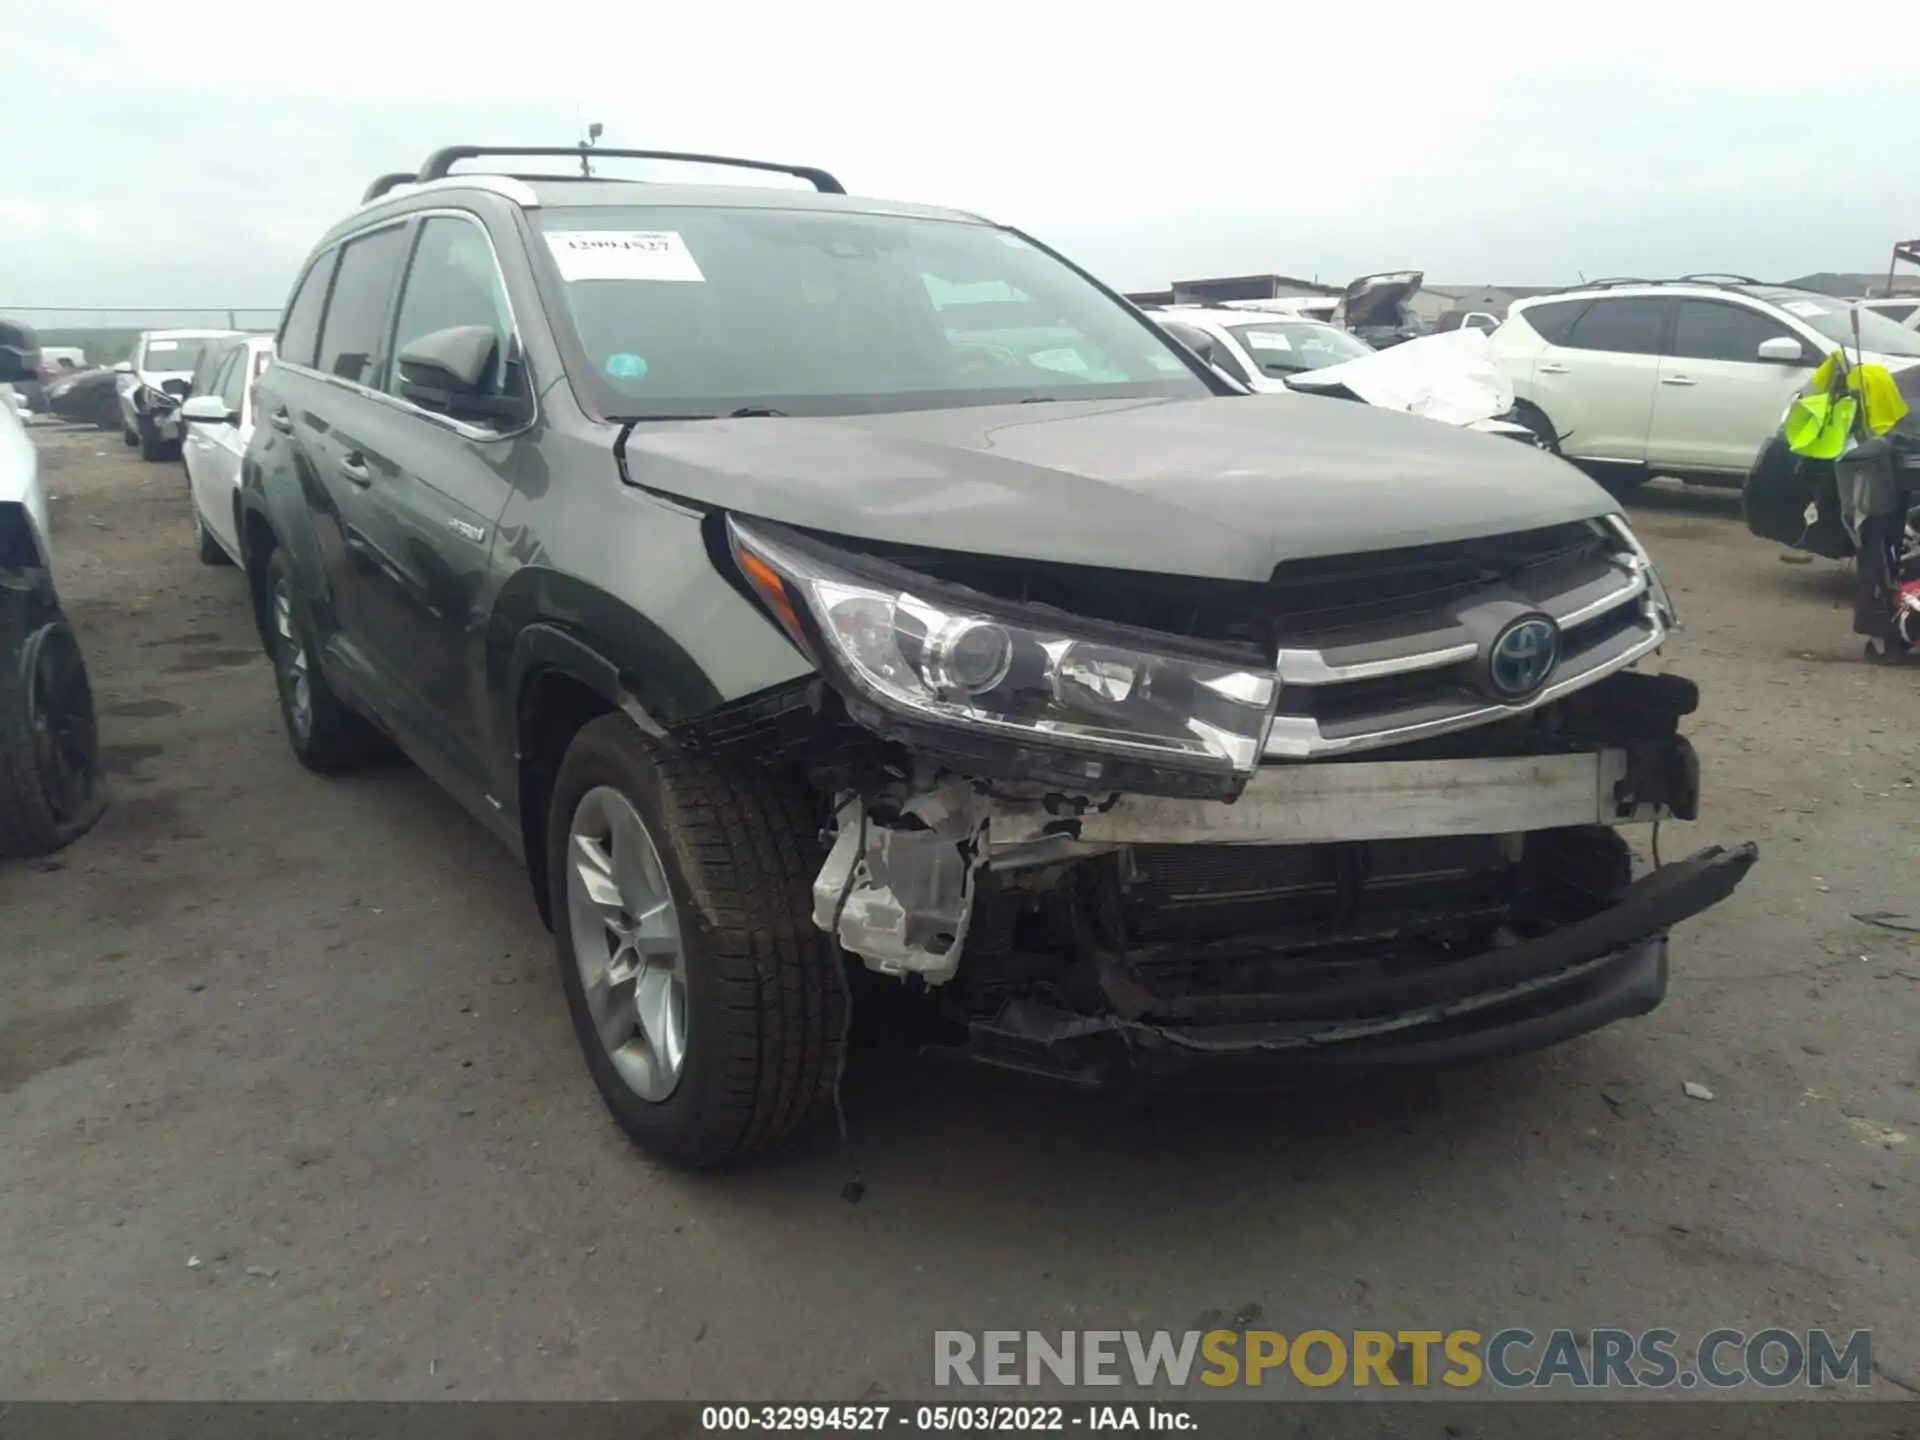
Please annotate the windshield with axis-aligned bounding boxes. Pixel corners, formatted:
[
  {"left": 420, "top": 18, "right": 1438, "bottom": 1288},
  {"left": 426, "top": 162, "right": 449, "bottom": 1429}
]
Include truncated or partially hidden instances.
[
  {"left": 1225, "top": 321, "right": 1373, "bottom": 376},
  {"left": 1772, "top": 295, "right": 1920, "bottom": 359},
  {"left": 137, "top": 333, "right": 232, "bottom": 374},
  {"left": 533, "top": 206, "right": 1211, "bottom": 418}
]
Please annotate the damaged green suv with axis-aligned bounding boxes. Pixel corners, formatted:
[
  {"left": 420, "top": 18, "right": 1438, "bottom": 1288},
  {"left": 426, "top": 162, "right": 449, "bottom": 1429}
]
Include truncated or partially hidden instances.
[{"left": 240, "top": 146, "right": 1757, "bottom": 1167}]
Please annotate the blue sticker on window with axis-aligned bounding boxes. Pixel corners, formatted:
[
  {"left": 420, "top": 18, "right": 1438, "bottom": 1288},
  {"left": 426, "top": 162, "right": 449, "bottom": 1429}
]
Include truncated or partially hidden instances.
[{"left": 605, "top": 352, "right": 648, "bottom": 380}]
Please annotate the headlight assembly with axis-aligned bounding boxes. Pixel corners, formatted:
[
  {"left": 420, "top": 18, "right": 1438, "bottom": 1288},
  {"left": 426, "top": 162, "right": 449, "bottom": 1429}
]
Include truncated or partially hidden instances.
[{"left": 727, "top": 518, "right": 1279, "bottom": 776}]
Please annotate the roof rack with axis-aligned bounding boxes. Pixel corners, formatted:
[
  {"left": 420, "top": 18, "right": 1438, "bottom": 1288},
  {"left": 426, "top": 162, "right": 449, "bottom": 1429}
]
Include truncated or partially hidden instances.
[
  {"left": 1578, "top": 274, "right": 1768, "bottom": 292},
  {"left": 414, "top": 145, "right": 845, "bottom": 194},
  {"left": 363, "top": 172, "right": 420, "bottom": 203}
]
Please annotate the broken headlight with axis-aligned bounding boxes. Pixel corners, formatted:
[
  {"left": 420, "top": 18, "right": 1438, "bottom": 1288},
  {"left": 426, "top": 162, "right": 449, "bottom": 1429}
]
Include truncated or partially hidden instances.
[{"left": 728, "top": 518, "right": 1278, "bottom": 775}]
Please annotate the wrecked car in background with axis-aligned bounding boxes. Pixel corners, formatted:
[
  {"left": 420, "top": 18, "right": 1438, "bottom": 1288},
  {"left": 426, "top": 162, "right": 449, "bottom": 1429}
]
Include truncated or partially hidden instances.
[
  {"left": 44, "top": 368, "right": 123, "bottom": 430},
  {"left": 244, "top": 144, "right": 1757, "bottom": 1170},
  {"left": 1337, "top": 269, "right": 1429, "bottom": 349},
  {"left": 1280, "top": 327, "right": 1541, "bottom": 443},
  {"left": 0, "top": 321, "right": 107, "bottom": 859},
  {"left": 117, "top": 328, "right": 242, "bottom": 461},
  {"left": 1154, "top": 310, "right": 1539, "bottom": 442}
]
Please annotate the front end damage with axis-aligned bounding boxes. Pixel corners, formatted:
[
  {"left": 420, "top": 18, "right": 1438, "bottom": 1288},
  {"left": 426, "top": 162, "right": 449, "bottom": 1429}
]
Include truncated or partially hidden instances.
[{"left": 684, "top": 514, "right": 1758, "bottom": 1085}]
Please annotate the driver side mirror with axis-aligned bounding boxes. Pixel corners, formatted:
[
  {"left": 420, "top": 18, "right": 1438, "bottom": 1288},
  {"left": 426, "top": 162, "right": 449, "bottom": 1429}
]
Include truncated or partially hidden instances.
[
  {"left": 179, "top": 394, "right": 236, "bottom": 426},
  {"left": 395, "top": 325, "right": 522, "bottom": 421},
  {"left": 1757, "top": 336, "right": 1806, "bottom": 364}
]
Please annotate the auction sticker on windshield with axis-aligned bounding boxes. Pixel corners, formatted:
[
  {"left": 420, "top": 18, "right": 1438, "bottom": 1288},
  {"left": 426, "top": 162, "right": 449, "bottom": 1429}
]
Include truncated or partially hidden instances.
[
  {"left": 1244, "top": 331, "right": 1294, "bottom": 350},
  {"left": 545, "top": 231, "right": 706, "bottom": 283}
]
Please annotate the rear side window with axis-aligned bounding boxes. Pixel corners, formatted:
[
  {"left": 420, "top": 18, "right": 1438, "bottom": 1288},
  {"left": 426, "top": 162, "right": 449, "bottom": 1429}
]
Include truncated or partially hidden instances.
[
  {"left": 1562, "top": 297, "right": 1674, "bottom": 355},
  {"left": 278, "top": 251, "right": 337, "bottom": 369},
  {"left": 315, "top": 225, "right": 410, "bottom": 386},
  {"left": 1519, "top": 299, "right": 1589, "bottom": 346},
  {"left": 1670, "top": 301, "right": 1795, "bottom": 362}
]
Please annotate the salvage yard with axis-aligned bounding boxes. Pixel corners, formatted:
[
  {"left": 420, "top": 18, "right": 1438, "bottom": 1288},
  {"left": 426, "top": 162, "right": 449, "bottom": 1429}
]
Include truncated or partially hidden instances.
[{"left": 2, "top": 423, "right": 1917, "bottom": 1399}]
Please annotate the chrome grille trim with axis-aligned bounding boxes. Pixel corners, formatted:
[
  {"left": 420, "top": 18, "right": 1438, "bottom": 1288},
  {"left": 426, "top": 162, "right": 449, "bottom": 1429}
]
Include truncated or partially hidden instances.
[{"left": 1261, "top": 520, "right": 1666, "bottom": 760}]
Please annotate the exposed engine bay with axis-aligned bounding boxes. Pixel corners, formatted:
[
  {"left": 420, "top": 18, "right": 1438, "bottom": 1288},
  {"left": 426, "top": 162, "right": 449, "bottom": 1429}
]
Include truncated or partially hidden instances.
[
  {"left": 687, "top": 513, "right": 1760, "bottom": 1083},
  {"left": 681, "top": 662, "right": 1755, "bottom": 1083}
]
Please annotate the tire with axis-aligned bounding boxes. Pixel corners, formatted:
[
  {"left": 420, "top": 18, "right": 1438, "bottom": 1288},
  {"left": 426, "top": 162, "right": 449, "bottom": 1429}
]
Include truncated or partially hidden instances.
[
  {"left": 122, "top": 426, "right": 139, "bottom": 448},
  {"left": 263, "top": 547, "right": 388, "bottom": 773},
  {"left": 547, "top": 713, "right": 845, "bottom": 1168},
  {"left": 137, "top": 422, "right": 176, "bottom": 463},
  {"left": 191, "top": 503, "right": 229, "bottom": 567},
  {"left": 1510, "top": 401, "right": 1560, "bottom": 453},
  {"left": 0, "top": 587, "right": 107, "bottom": 860}
]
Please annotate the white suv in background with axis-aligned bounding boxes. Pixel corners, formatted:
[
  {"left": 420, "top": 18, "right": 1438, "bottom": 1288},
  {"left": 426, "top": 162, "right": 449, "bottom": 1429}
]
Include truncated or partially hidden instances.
[{"left": 1493, "top": 278, "right": 1920, "bottom": 489}]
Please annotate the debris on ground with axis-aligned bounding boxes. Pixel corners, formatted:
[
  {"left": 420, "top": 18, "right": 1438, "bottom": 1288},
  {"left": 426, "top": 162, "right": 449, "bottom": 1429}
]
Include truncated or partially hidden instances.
[
  {"left": 1684, "top": 1081, "right": 1716, "bottom": 1101},
  {"left": 1854, "top": 910, "right": 1920, "bottom": 933}
]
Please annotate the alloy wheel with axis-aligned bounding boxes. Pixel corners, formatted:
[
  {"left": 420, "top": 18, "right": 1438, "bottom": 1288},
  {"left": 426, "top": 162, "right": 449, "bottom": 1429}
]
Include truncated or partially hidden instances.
[
  {"left": 565, "top": 785, "right": 689, "bottom": 1102},
  {"left": 272, "top": 579, "right": 312, "bottom": 743}
]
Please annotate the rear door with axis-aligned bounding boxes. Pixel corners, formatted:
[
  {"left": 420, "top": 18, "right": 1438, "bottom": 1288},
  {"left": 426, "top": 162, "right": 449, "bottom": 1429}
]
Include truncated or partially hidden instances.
[
  {"left": 272, "top": 223, "right": 414, "bottom": 694},
  {"left": 1527, "top": 296, "right": 1674, "bottom": 463},
  {"left": 343, "top": 211, "right": 529, "bottom": 786},
  {"left": 1648, "top": 298, "right": 1814, "bottom": 474}
]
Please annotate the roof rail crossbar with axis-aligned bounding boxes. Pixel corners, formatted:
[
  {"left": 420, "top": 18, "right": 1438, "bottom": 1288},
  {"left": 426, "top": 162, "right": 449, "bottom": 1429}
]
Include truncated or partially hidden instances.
[
  {"left": 413, "top": 146, "right": 847, "bottom": 194},
  {"left": 1677, "top": 272, "right": 1764, "bottom": 285},
  {"left": 362, "top": 171, "right": 420, "bottom": 204}
]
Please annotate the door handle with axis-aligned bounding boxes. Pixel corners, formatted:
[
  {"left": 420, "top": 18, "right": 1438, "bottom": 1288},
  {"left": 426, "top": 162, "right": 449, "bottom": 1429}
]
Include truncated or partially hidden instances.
[
  {"left": 270, "top": 407, "right": 294, "bottom": 434},
  {"left": 1537, "top": 362, "right": 1569, "bottom": 374},
  {"left": 338, "top": 454, "right": 372, "bottom": 486},
  {"left": 1660, "top": 375, "right": 1697, "bottom": 386}
]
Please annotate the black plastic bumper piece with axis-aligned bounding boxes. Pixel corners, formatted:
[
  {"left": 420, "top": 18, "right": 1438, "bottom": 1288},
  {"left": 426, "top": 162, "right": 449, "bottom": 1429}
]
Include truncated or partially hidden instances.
[{"left": 963, "top": 840, "right": 1759, "bottom": 1087}]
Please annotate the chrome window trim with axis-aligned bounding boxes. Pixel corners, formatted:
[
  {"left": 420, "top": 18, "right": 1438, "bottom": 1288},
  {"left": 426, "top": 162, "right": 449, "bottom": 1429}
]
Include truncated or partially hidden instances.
[
  {"left": 353, "top": 175, "right": 541, "bottom": 219},
  {"left": 279, "top": 207, "right": 537, "bottom": 444}
]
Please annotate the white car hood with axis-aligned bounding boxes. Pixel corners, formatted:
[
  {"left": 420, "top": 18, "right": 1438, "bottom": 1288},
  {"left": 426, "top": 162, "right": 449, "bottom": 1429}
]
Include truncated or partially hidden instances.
[
  {"left": 1284, "top": 327, "right": 1515, "bottom": 427},
  {"left": 0, "top": 402, "right": 51, "bottom": 572}
]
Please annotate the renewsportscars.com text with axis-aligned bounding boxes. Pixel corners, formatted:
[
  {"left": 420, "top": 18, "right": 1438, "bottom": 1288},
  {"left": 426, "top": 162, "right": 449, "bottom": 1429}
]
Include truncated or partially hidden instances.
[{"left": 933, "top": 1328, "right": 1873, "bottom": 1391}]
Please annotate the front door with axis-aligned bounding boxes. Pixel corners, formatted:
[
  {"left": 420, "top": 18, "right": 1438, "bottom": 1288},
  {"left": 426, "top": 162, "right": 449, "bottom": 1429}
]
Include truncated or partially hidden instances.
[
  {"left": 185, "top": 349, "right": 240, "bottom": 549},
  {"left": 203, "top": 347, "right": 255, "bottom": 555},
  {"left": 341, "top": 213, "right": 528, "bottom": 792},
  {"left": 1647, "top": 299, "right": 1814, "bottom": 474}
]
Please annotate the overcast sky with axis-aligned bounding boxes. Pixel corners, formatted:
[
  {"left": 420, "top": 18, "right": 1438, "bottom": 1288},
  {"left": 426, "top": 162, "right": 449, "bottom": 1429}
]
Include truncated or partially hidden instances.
[{"left": 5, "top": 0, "right": 1915, "bottom": 320}]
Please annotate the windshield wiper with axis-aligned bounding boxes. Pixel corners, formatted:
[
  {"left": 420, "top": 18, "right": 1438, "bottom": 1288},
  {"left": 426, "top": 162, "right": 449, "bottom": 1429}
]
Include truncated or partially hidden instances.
[{"left": 614, "top": 406, "right": 790, "bottom": 423}]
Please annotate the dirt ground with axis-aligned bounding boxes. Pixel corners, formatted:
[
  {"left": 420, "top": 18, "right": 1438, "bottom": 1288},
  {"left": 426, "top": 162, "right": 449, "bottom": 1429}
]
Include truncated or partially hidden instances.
[{"left": 2, "top": 422, "right": 1915, "bottom": 1402}]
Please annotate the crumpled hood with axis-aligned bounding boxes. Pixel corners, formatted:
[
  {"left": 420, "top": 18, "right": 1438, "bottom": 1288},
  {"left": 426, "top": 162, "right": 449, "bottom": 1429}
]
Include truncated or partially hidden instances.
[
  {"left": 1340, "top": 270, "right": 1423, "bottom": 330},
  {"left": 1283, "top": 328, "right": 1516, "bottom": 426},
  {"left": 622, "top": 394, "right": 1620, "bottom": 582}
]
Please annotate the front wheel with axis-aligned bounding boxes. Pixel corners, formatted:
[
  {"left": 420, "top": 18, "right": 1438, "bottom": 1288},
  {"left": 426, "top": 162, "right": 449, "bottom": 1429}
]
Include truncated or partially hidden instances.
[
  {"left": 137, "top": 422, "right": 176, "bottom": 463},
  {"left": 547, "top": 714, "right": 846, "bottom": 1168},
  {"left": 0, "top": 589, "right": 107, "bottom": 860},
  {"left": 1510, "top": 401, "right": 1560, "bottom": 453},
  {"left": 191, "top": 503, "right": 229, "bottom": 566}
]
